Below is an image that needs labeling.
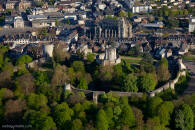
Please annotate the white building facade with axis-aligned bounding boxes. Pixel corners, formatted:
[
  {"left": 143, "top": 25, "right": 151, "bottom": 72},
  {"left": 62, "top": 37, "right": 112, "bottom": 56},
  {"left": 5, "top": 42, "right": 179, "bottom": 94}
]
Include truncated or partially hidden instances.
[{"left": 189, "top": 17, "right": 195, "bottom": 33}]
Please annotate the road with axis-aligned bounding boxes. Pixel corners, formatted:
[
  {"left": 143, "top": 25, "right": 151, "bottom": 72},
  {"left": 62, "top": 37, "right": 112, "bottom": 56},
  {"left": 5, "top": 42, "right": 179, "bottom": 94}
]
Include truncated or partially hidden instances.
[{"left": 183, "top": 61, "right": 195, "bottom": 94}]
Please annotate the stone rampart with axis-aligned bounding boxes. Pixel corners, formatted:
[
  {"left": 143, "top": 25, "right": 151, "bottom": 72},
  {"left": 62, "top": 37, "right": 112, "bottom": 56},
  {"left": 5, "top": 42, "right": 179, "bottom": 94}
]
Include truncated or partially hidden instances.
[{"left": 149, "top": 70, "right": 186, "bottom": 97}]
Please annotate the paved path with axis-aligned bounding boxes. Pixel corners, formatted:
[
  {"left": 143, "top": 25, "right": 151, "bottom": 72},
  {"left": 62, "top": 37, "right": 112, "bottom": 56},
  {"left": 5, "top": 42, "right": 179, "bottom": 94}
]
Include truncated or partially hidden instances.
[{"left": 183, "top": 61, "right": 195, "bottom": 94}]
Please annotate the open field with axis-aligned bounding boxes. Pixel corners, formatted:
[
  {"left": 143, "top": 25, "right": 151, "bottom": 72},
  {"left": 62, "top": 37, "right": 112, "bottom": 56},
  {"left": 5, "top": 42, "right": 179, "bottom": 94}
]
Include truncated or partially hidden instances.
[
  {"left": 182, "top": 55, "right": 195, "bottom": 61},
  {"left": 120, "top": 56, "right": 142, "bottom": 64}
]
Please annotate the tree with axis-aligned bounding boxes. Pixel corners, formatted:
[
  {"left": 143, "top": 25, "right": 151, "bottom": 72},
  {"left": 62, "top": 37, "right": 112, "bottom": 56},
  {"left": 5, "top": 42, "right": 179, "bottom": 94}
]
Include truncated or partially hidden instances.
[
  {"left": 38, "top": 28, "right": 48, "bottom": 36},
  {"left": 138, "top": 73, "right": 157, "bottom": 92},
  {"left": 23, "top": 110, "right": 56, "bottom": 130},
  {"left": 128, "top": 46, "right": 141, "bottom": 57},
  {"left": 174, "top": 104, "right": 194, "bottom": 130},
  {"left": 105, "top": 107, "right": 114, "bottom": 127},
  {"left": 66, "top": 19, "right": 70, "bottom": 24},
  {"left": 67, "top": 92, "right": 85, "bottom": 105},
  {"left": 121, "top": 104, "right": 136, "bottom": 127},
  {"left": 0, "top": 70, "right": 13, "bottom": 88},
  {"left": 53, "top": 44, "right": 70, "bottom": 64},
  {"left": 157, "top": 101, "right": 174, "bottom": 126},
  {"left": 119, "top": 10, "right": 127, "bottom": 17},
  {"left": 156, "top": 58, "right": 170, "bottom": 83},
  {"left": 128, "top": 12, "right": 133, "bottom": 18},
  {"left": 122, "top": 74, "right": 138, "bottom": 92},
  {"left": 158, "top": 17, "right": 163, "bottom": 21},
  {"left": 71, "top": 119, "right": 83, "bottom": 130},
  {"left": 142, "top": 52, "right": 153, "bottom": 64},
  {"left": 4, "top": 99, "right": 26, "bottom": 121},
  {"left": 148, "top": 16, "right": 155, "bottom": 22},
  {"left": 163, "top": 31, "right": 169, "bottom": 37},
  {"left": 77, "top": 78, "right": 88, "bottom": 90},
  {"left": 51, "top": 65, "right": 69, "bottom": 86},
  {"left": 98, "top": 65, "right": 113, "bottom": 82},
  {"left": 15, "top": 73, "right": 35, "bottom": 97},
  {"left": 96, "top": 109, "right": 108, "bottom": 130},
  {"left": 16, "top": 55, "right": 32, "bottom": 65},
  {"left": 54, "top": 102, "right": 74, "bottom": 129},
  {"left": 34, "top": 71, "right": 50, "bottom": 87},
  {"left": 146, "top": 116, "right": 165, "bottom": 130},
  {"left": 27, "top": 93, "right": 48, "bottom": 112},
  {"left": 0, "top": 15, "right": 5, "bottom": 23},
  {"left": 72, "top": 61, "right": 85, "bottom": 73},
  {"left": 183, "top": 9, "right": 189, "bottom": 15},
  {"left": 0, "top": 46, "right": 8, "bottom": 70},
  {"left": 113, "top": 64, "right": 124, "bottom": 85},
  {"left": 132, "top": 107, "right": 144, "bottom": 130},
  {"left": 0, "top": 88, "right": 14, "bottom": 100},
  {"left": 87, "top": 53, "right": 96, "bottom": 62},
  {"left": 147, "top": 97, "right": 163, "bottom": 117}
]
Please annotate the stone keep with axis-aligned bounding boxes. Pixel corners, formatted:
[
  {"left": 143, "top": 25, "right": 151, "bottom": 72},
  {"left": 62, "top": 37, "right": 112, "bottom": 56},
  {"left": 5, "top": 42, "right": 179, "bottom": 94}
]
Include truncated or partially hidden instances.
[
  {"left": 105, "top": 47, "right": 117, "bottom": 62},
  {"left": 43, "top": 44, "right": 54, "bottom": 58},
  {"left": 102, "top": 46, "right": 121, "bottom": 66}
]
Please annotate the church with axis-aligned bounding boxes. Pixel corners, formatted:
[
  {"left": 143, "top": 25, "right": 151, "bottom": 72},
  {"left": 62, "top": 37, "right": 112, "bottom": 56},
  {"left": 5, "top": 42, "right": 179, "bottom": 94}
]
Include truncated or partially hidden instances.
[{"left": 86, "top": 17, "right": 132, "bottom": 40}]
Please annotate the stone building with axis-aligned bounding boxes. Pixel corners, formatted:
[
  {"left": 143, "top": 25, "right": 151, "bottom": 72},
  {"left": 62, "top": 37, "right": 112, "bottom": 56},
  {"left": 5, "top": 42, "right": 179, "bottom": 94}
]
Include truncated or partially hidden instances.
[
  {"left": 14, "top": 16, "right": 24, "bottom": 28},
  {"left": 87, "top": 18, "right": 132, "bottom": 39},
  {"left": 96, "top": 46, "right": 121, "bottom": 66},
  {"left": 189, "top": 17, "right": 195, "bottom": 33},
  {"left": 18, "top": 0, "right": 32, "bottom": 11},
  {"left": 6, "top": 0, "right": 18, "bottom": 9}
]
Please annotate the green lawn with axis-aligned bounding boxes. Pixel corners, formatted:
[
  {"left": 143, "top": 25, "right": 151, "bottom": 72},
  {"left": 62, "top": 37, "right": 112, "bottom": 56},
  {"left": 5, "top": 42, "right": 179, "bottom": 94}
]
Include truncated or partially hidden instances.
[
  {"left": 120, "top": 56, "right": 142, "bottom": 64},
  {"left": 182, "top": 55, "right": 195, "bottom": 61}
]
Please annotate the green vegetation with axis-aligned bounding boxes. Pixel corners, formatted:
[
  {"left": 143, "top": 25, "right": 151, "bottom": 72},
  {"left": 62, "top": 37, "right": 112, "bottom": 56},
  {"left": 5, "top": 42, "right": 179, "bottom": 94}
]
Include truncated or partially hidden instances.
[
  {"left": 119, "top": 10, "right": 127, "bottom": 17},
  {"left": 105, "top": 15, "right": 118, "bottom": 19},
  {"left": 87, "top": 53, "right": 96, "bottom": 62},
  {"left": 138, "top": 73, "right": 157, "bottom": 92},
  {"left": 156, "top": 58, "right": 171, "bottom": 84},
  {"left": 120, "top": 56, "right": 142, "bottom": 64},
  {"left": 38, "top": 28, "right": 49, "bottom": 36},
  {"left": 182, "top": 55, "right": 195, "bottom": 61},
  {"left": 0, "top": 45, "right": 194, "bottom": 130},
  {"left": 152, "top": 5, "right": 191, "bottom": 28}
]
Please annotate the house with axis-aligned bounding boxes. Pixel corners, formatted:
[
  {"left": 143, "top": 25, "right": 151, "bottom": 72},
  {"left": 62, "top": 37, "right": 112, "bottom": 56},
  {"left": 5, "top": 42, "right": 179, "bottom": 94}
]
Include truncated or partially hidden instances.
[
  {"left": 44, "top": 6, "right": 59, "bottom": 13},
  {"left": 132, "top": 5, "right": 152, "bottom": 13},
  {"left": 31, "top": 19, "right": 56, "bottom": 28},
  {"left": 5, "top": 16, "right": 14, "bottom": 24},
  {"left": 124, "top": 0, "right": 134, "bottom": 9},
  {"left": 32, "top": 7, "right": 44, "bottom": 15},
  {"left": 0, "top": 5, "right": 4, "bottom": 12},
  {"left": 79, "top": 44, "right": 92, "bottom": 56},
  {"left": 178, "top": 42, "right": 189, "bottom": 55},
  {"left": 18, "top": 0, "right": 32, "bottom": 11},
  {"left": 27, "top": 14, "right": 47, "bottom": 21},
  {"left": 141, "top": 22, "right": 164, "bottom": 29},
  {"left": 64, "top": 13, "right": 77, "bottom": 20},
  {"left": 63, "top": 30, "right": 78, "bottom": 44},
  {"left": 6, "top": 0, "right": 18, "bottom": 9},
  {"left": 25, "top": 44, "right": 43, "bottom": 59}
]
